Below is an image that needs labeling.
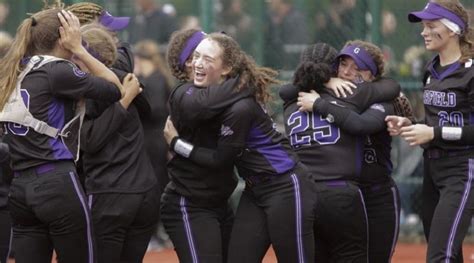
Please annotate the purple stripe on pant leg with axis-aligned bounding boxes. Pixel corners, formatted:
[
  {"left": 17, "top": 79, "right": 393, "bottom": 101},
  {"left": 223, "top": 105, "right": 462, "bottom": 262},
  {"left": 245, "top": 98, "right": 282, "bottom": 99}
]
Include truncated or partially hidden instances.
[
  {"left": 88, "top": 195, "right": 93, "bottom": 210},
  {"left": 69, "top": 172, "right": 94, "bottom": 263},
  {"left": 290, "top": 174, "right": 305, "bottom": 263},
  {"left": 390, "top": 187, "right": 400, "bottom": 261},
  {"left": 358, "top": 189, "right": 369, "bottom": 263},
  {"left": 6, "top": 228, "right": 12, "bottom": 262},
  {"left": 180, "top": 197, "right": 199, "bottom": 263},
  {"left": 445, "top": 159, "right": 473, "bottom": 263}
]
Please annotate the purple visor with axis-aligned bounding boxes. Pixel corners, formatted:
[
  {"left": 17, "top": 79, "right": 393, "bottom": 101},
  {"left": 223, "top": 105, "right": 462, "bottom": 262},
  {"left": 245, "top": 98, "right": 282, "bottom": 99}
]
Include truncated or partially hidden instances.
[
  {"left": 408, "top": 2, "right": 466, "bottom": 32},
  {"left": 336, "top": 45, "right": 378, "bottom": 76},
  {"left": 99, "top": 11, "right": 130, "bottom": 31},
  {"left": 178, "top": 31, "right": 206, "bottom": 69}
]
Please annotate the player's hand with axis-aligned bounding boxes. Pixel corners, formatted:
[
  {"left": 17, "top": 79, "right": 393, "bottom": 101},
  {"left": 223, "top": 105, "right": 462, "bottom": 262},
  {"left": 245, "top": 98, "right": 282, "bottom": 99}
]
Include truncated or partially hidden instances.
[
  {"left": 400, "top": 124, "right": 434, "bottom": 146},
  {"left": 163, "top": 116, "right": 179, "bottom": 145},
  {"left": 122, "top": 73, "right": 142, "bottom": 99},
  {"left": 385, "top": 115, "right": 412, "bottom": 136},
  {"left": 297, "top": 90, "right": 320, "bottom": 112},
  {"left": 324, "top": 77, "right": 356, "bottom": 98},
  {"left": 58, "top": 10, "right": 82, "bottom": 54}
]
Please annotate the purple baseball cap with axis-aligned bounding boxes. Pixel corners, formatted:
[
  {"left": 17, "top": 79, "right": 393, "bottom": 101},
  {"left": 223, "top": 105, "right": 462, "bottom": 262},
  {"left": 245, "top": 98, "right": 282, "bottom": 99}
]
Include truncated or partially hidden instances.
[
  {"left": 408, "top": 2, "right": 466, "bottom": 32},
  {"left": 99, "top": 11, "right": 130, "bottom": 31},
  {"left": 336, "top": 45, "right": 378, "bottom": 76}
]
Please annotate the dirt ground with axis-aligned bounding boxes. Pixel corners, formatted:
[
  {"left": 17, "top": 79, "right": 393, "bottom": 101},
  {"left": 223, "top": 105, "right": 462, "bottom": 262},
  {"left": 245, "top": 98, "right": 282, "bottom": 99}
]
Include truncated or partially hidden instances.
[{"left": 141, "top": 243, "right": 474, "bottom": 263}]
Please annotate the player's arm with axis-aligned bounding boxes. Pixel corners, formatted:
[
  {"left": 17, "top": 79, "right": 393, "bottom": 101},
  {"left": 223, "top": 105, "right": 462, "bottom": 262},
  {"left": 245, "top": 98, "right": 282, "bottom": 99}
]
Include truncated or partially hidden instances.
[
  {"left": 81, "top": 74, "right": 141, "bottom": 153},
  {"left": 432, "top": 126, "right": 474, "bottom": 145},
  {"left": 346, "top": 78, "right": 401, "bottom": 111},
  {"left": 165, "top": 101, "right": 251, "bottom": 169},
  {"left": 177, "top": 76, "right": 251, "bottom": 124},
  {"left": 49, "top": 61, "right": 122, "bottom": 102},
  {"left": 313, "top": 98, "right": 391, "bottom": 135}
]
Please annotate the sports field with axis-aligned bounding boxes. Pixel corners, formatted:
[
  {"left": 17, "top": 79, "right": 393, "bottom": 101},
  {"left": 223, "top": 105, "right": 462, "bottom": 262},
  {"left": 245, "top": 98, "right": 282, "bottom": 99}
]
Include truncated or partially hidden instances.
[{"left": 141, "top": 243, "right": 474, "bottom": 263}]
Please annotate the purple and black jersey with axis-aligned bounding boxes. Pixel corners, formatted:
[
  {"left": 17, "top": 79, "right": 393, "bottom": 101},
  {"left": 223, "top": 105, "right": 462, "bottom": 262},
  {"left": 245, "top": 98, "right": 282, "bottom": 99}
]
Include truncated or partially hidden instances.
[
  {"left": 422, "top": 56, "right": 474, "bottom": 151},
  {"left": 281, "top": 80, "right": 400, "bottom": 181},
  {"left": 216, "top": 97, "right": 299, "bottom": 178},
  {"left": 4, "top": 60, "right": 121, "bottom": 171},
  {"left": 167, "top": 82, "right": 239, "bottom": 206}
]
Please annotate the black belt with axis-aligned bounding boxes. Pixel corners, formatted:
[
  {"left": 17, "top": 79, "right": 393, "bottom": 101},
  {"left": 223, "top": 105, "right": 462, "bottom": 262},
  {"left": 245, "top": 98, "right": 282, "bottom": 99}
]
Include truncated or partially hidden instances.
[
  {"left": 13, "top": 161, "right": 73, "bottom": 177},
  {"left": 424, "top": 148, "right": 473, "bottom": 159},
  {"left": 244, "top": 169, "right": 295, "bottom": 188}
]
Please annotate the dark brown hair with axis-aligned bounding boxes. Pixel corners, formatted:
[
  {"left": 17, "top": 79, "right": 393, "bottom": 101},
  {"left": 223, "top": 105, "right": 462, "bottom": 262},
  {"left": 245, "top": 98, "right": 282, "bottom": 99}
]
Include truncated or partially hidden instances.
[
  {"left": 206, "top": 33, "right": 280, "bottom": 104},
  {"left": 166, "top": 28, "right": 201, "bottom": 82}
]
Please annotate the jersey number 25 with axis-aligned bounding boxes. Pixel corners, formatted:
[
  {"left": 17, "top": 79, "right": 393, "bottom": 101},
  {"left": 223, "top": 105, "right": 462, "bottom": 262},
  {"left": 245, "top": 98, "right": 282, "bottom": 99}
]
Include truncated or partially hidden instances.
[{"left": 287, "top": 111, "right": 340, "bottom": 147}]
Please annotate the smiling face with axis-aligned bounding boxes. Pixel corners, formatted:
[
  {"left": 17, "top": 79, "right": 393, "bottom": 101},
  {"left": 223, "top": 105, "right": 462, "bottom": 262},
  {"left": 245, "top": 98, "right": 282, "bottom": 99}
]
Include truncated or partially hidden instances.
[
  {"left": 337, "top": 56, "right": 374, "bottom": 83},
  {"left": 192, "top": 38, "right": 230, "bottom": 87},
  {"left": 420, "top": 19, "right": 454, "bottom": 52}
]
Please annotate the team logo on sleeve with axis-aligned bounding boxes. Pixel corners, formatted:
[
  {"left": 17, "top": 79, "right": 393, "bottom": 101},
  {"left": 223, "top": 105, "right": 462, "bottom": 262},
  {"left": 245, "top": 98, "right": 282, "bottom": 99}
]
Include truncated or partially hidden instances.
[
  {"left": 370, "top": 103, "right": 385, "bottom": 112},
  {"left": 220, "top": 125, "right": 234, "bottom": 136},
  {"left": 70, "top": 63, "right": 87, "bottom": 78}
]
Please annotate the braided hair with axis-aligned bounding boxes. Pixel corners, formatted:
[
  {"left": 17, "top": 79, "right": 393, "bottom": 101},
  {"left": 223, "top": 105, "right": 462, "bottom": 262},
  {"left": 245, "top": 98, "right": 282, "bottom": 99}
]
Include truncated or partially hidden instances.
[
  {"left": 65, "top": 2, "right": 104, "bottom": 25},
  {"left": 42, "top": 0, "right": 64, "bottom": 9},
  {"left": 293, "top": 42, "right": 338, "bottom": 93}
]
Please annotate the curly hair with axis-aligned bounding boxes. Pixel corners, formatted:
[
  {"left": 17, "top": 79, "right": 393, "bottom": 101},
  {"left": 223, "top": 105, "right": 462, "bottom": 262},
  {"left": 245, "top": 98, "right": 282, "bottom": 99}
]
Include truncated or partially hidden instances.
[
  {"left": 206, "top": 33, "right": 280, "bottom": 105},
  {"left": 80, "top": 23, "right": 117, "bottom": 67},
  {"left": 166, "top": 28, "right": 201, "bottom": 82},
  {"left": 293, "top": 42, "right": 338, "bottom": 93},
  {"left": 343, "top": 39, "right": 385, "bottom": 78},
  {"left": 65, "top": 2, "right": 103, "bottom": 25},
  {"left": 432, "top": 0, "right": 473, "bottom": 62}
]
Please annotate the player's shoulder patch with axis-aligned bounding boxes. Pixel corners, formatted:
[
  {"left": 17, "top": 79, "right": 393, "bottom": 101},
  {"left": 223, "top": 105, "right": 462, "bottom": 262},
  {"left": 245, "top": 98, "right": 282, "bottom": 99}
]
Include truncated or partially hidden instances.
[
  {"left": 63, "top": 61, "right": 87, "bottom": 78},
  {"left": 370, "top": 103, "right": 385, "bottom": 112},
  {"left": 220, "top": 124, "right": 234, "bottom": 136}
]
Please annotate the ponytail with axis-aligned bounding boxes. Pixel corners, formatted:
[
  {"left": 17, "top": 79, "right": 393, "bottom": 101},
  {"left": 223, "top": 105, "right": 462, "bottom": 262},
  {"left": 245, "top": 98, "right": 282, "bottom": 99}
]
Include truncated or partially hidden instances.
[
  {"left": 0, "top": 18, "right": 34, "bottom": 111},
  {"left": 459, "top": 28, "right": 474, "bottom": 62}
]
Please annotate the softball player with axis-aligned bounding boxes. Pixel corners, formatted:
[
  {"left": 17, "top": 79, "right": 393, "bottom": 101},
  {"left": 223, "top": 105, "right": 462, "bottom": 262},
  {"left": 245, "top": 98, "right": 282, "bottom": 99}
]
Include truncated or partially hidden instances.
[
  {"left": 282, "top": 41, "right": 402, "bottom": 262},
  {"left": 0, "top": 130, "right": 11, "bottom": 263},
  {"left": 73, "top": 24, "right": 160, "bottom": 263},
  {"left": 386, "top": 1, "right": 474, "bottom": 261},
  {"left": 164, "top": 32, "right": 317, "bottom": 263},
  {"left": 160, "top": 28, "right": 247, "bottom": 263},
  {"left": 0, "top": 9, "right": 123, "bottom": 263}
]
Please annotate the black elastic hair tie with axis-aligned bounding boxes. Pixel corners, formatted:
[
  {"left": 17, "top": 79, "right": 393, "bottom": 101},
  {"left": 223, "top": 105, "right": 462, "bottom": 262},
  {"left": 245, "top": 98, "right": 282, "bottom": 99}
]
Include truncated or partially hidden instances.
[{"left": 31, "top": 17, "right": 37, "bottom": 26}]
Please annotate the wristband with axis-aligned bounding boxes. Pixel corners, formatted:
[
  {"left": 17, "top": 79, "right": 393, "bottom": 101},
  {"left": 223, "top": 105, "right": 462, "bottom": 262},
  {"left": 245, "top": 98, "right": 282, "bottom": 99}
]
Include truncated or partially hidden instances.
[
  {"left": 174, "top": 138, "right": 194, "bottom": 158},
  {"left": 441, "top": 127, "right": 462, "bottom": 141}
]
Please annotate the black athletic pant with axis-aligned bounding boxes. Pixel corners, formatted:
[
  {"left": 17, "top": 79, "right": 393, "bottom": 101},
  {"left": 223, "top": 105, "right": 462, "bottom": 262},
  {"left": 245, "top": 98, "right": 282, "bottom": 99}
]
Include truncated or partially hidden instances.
[
  {"left": 8, "top": 161, "right": 94, "bottom": 263},
  {"left": 422, "top": 153, "right": 474, "bottom": 263},
  {"left": 160, "top": 190, "right": 234, "bottom": 263},
  {"left": 314, "top": 180, "right": 368, "bottom": 263},
  {"left": 88, "top": 184, "right": 160, "bottom": 263},
  {"left": 361, "top": 179, "right": 400, "bottom": 263},
  {"left": 228, "top": 170, "right": 316, "bottom": 263},
  {"left": 0, "top": 209, "right": 11, "bottom": 263}
]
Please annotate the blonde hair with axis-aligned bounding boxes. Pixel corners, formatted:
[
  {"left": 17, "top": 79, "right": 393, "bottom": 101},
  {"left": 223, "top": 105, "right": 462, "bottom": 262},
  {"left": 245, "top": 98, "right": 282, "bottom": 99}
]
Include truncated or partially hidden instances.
[
  {"left": 343, "top": 39, "right": 385, "bottom": 78},
  {"left": 432, "top": 0, "right": 473, "bottom": 62},
  {"left": 81, "top": 23, "right": 117, "bottom": 67},
  {"left": 0, "top": 8, "right": 62, "bottom": 111},
  {"left": 134, "top": 40, "right": 174, "bottom": 88}
]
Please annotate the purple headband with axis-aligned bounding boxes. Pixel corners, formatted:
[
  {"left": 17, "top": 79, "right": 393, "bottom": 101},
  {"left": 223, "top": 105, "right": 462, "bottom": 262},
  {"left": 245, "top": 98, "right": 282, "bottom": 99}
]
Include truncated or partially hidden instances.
[
  {"left": 336, "top": 45, "right": 378, "bottom": 76},
  {"left": 178, "top": 31, "right": 206, "bottom": 69},
  {"left": 408, "top": 2, "right": 466, "bottom": 32}
]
